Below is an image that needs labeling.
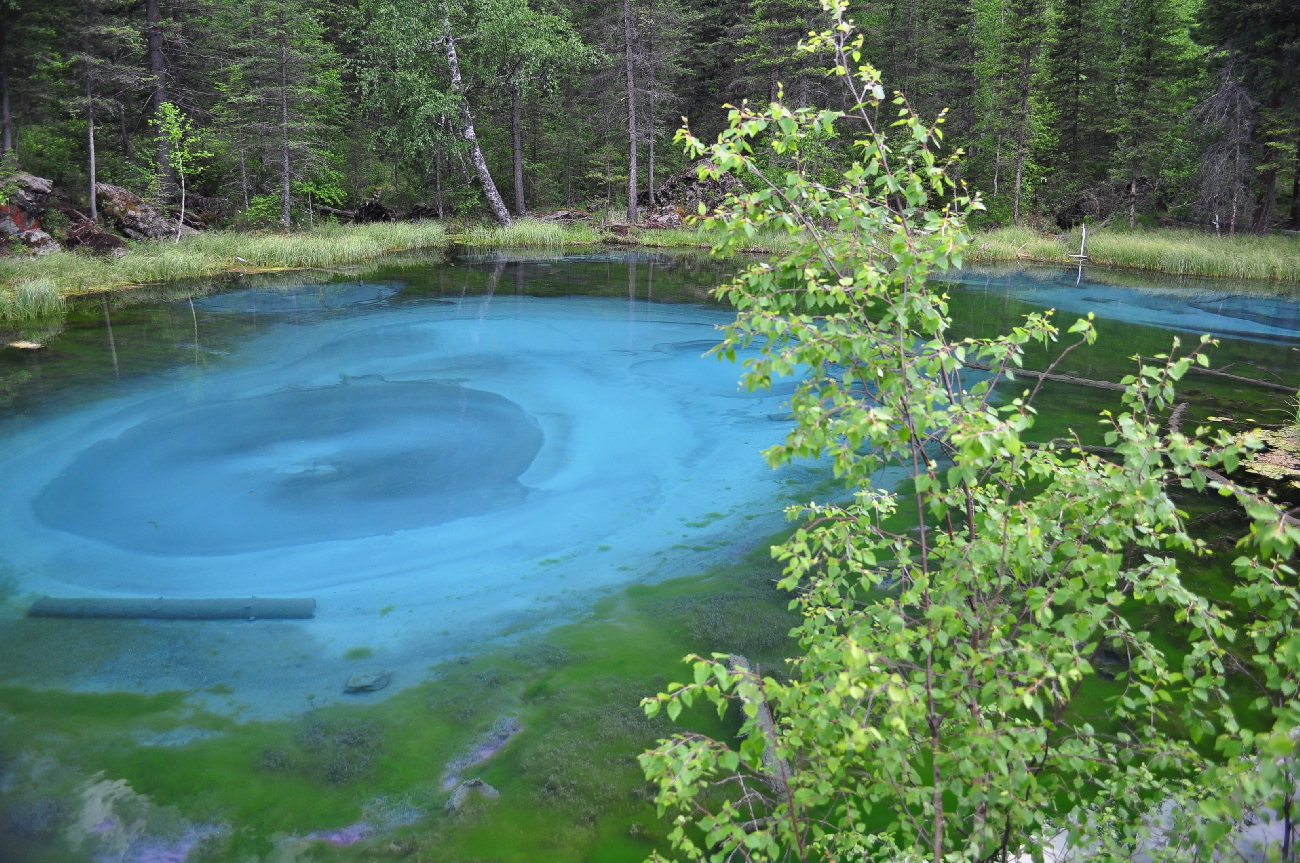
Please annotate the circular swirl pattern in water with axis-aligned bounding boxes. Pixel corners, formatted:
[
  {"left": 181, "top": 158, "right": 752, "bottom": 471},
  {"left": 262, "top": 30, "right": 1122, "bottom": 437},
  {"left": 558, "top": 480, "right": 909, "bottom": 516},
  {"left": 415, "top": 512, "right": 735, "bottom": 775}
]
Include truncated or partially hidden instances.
[{"left": 34, "top": 377, "right": 542, "bottom": 555}]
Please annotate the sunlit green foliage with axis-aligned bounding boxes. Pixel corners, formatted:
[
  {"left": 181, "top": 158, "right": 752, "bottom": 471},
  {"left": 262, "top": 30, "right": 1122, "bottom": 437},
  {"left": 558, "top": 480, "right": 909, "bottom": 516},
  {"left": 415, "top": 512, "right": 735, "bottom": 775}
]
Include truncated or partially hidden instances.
[{"left": 639, "top": 5, "right": 1300, "bottom": 862}]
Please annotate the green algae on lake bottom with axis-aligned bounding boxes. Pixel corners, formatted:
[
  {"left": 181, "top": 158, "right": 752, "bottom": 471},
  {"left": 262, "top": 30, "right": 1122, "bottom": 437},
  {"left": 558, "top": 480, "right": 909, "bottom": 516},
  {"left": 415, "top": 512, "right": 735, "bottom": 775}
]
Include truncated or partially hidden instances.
[{"left": 0, "top": 538, "right": 800, "bottom": 863}]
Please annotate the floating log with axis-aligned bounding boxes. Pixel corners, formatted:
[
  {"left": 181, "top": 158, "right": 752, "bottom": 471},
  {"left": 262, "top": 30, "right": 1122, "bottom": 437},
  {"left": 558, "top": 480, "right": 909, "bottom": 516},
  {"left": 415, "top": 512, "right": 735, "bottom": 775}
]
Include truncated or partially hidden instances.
[{"left": 27, "top": 596, "right": 316, "bottom": 620}]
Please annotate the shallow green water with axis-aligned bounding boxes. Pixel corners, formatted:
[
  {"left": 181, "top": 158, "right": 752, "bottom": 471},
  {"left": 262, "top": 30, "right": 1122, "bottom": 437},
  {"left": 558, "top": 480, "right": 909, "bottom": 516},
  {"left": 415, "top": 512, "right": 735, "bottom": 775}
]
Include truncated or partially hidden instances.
[{"left": 0, "top": 253, "right": 1297, "bottom": 863}]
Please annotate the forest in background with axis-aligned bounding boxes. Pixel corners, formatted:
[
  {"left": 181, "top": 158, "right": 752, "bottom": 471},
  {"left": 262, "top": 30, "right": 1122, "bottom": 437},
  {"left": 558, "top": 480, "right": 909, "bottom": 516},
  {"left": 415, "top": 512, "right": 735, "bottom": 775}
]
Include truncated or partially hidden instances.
[{"left": 0, "top": 0, "right": 1296, "bottom": 236}]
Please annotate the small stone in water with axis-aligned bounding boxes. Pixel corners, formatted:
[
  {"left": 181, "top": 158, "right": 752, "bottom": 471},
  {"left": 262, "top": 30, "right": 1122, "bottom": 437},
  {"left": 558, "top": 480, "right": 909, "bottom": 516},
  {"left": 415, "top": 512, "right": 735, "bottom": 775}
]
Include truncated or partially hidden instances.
[
  {"left": 445, "top": 778, "right": 499, "bottom": 812},
  {"left": 344, "top": 670, "right": 390, "bottom": 693}
]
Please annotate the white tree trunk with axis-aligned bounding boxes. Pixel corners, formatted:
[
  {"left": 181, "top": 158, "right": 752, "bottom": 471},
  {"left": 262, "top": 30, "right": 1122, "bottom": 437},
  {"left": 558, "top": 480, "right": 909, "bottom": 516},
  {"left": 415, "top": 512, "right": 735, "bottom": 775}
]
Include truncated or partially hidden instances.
[
  {"left": 279, "top": 29, "right": 292, "bottom": 228},
  {"left": 512, "top": 82, "right": 525, "bottom": 216},
  {"left": 623, "top": 0, "right": 638, "bottom": 223},
  {"left": 443, "top": 12, "right": 512, "bottom": 226}
]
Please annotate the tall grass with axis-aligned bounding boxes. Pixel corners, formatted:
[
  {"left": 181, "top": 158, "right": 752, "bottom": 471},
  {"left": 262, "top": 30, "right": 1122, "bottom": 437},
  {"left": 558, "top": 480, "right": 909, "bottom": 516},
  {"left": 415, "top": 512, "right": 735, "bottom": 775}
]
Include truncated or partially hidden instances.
[
  {"left": 968, "top": 226, "right": 1300, "bottom": 281},
  {"left": 0, "top": 221, "right": 448, "bottom": 297},
  {"left": 0, "top": 278, "right": 65, "bottom": 320},
  {"left": 452, "top": 218, "right": 600, "bottom": 247}
]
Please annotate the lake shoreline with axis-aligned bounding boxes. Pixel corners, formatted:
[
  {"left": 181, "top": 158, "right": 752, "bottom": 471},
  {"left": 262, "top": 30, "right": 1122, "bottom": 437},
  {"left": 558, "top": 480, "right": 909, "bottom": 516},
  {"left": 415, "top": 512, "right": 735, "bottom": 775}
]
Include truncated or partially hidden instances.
[{"left": 2, "top": 220, "right": 1298, "bottom": 311}]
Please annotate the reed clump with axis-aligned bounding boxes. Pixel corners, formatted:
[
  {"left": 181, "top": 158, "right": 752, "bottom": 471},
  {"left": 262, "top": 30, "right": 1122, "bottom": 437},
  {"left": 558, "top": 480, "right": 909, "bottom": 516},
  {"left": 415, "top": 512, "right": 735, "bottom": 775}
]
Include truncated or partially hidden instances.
[
  {"left": 0, "top": 278, "right": 65, "bottom": 319},
  {"left": 453, "top": 218, "right": 600, "bottom": 247},
  {"left": 969, "top": 226, "right": 1300, "bottom": 281}
]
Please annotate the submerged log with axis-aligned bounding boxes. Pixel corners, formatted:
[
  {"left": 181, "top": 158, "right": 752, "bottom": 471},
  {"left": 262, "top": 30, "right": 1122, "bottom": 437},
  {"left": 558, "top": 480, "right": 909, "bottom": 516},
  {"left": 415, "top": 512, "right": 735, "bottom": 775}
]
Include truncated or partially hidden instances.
[
  {"left": 962, "top": 361, "right": 1127, "bottom": 391},
  {"left": 28, "top": 596, "right": 316, "bottom": 620}
]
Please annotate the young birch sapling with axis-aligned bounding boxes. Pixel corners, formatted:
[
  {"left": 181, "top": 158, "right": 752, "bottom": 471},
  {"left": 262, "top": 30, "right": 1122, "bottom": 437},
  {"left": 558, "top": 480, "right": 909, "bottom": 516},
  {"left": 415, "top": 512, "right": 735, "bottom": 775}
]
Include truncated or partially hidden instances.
[
  {"left": 638, "top": 3, "right": 1300, "bottom": 863},
  {"left": 154, "top": 102, "right": 210, "bottom": 241}
]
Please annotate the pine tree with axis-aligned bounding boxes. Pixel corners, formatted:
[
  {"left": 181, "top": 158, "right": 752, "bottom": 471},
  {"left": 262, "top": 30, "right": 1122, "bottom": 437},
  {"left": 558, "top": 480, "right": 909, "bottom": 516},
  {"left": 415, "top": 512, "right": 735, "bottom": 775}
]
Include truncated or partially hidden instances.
[
  {"left": 1037, "top": 0, "right": 1114, "bottom": 217},
  {"left": 1196, "top": 0, "right": 1300, "bottom": 232},
  {"left": 1112, "top": 0, "right": 1185, "bottom": 227},
  {"left": 217, "top": 0, "right": 339, "bottom": 226},
  {"left": 67, "top": 0, "right": 144, "bottom": 219}
]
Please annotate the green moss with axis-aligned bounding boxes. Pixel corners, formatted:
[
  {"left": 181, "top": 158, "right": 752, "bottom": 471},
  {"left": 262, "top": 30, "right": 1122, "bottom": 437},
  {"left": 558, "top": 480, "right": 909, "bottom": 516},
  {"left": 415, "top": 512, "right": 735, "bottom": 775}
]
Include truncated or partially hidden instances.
[{"left": 343, "top": 646, "right": 374, "bottom": 661}]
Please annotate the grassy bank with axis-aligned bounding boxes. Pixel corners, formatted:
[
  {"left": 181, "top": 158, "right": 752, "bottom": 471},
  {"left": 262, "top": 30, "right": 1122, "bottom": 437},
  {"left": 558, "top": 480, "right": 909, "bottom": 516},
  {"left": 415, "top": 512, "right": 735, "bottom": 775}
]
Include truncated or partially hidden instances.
[
  {"left": 451, "top": 219, "right": 600, "bottom": 247},
  {"left": 0, "top": 219, "right": 626, "bottom": 309},
  {"left": 0, "top": 221, "right": 450, "bottom": 300},
  {"left": 970, "top": 226, "right": 1300, "bottom": 281},
  {"left": 3, "top": 220, "right": 1297, "bottom": 316}
]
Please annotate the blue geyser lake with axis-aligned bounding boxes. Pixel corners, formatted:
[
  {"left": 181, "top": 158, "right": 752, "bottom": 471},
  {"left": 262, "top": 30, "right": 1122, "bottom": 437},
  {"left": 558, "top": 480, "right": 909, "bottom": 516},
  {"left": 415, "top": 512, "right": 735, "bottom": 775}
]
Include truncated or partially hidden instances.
[
  {"left": 0, "top": 261, "right": 816, "bottom": 713},
  {"left": 2, "top": 252, "right": 1300, "bottom": 716}
]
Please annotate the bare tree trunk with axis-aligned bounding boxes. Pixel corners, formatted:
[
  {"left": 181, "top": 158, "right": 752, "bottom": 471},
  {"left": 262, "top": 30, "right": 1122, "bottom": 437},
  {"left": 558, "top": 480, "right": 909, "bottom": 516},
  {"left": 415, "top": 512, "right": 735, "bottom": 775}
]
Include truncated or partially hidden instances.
[
  {"left": 1012, "top": 96, "right": 1029, "bottom": 225},
  {"left": 647, "top": 7, "right": 655, "bottom": 207},
  {"left": 147, "top": 0, "right": 174, "bottom": 199},
  {"left": 1252, "top": 167, "right": 1277, "bottom": 234},
  {"left": 442, "top": 10, "right": 511, "bottom": 226},
  {"left": 118, "top": 103, "right": 131, "bottom": 157},
  {"left": 1118, "top": 0, "right": 1135, "bottom": 229},
  {"left": 992, "top": 139, "right": 1001, "bottom": 198},
  {"left": 83, "top": 11, "right": 98, "bottom": 223},
  {"left": 647, "top": 93, "right": 655, "bottom": 206},
  {"left": 1290, "top": 140, "right": 1300, "bottom": 230},
  {"left": 238, "top": 145, "right": 249, "bottom": 210},
  {"left": 279, "top": 28, "right": 292, "bottom": 228},
  {"left": 175, "top": 169, "right": 185, "bottom": 242},
  {"left": 623, "top": 0, "right": 638, "bottom": 224},
  {"left": 435, "top": 141, "right": 444, "bottom": 217},
  {"left": 563, "top": 78, "right": 574, "bottom": 206},
  {"left": 1129, "top": 168, "right": 1138, "bottom": 229},
  {"left": 512, "top": 81, "right": 525, "bottom": 215},
  {"left": 0, "top": 27, "right": 11, "bottom": 154},
  {"left": 87, "top": 93, "right": 98, "bottom": 222},
  {"left": 1283, "top": 790, "right": 1294, "bottom": 863},
  {"left": 1011, "top": 29, "right": 1035, "bottom": 227}
]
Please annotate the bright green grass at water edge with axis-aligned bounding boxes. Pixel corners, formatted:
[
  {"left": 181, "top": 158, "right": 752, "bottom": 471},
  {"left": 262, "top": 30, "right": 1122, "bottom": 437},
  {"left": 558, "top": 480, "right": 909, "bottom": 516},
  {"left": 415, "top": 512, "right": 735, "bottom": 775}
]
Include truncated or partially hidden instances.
[
  {"left": 970, "top": 226, "right": 1300, "bottom": 281},
  {"left": 2, "top": 220, "right": 1296, "bottom": 311},
  {"left": 0, "top": 221, "right": 450, "bottom": 299}
]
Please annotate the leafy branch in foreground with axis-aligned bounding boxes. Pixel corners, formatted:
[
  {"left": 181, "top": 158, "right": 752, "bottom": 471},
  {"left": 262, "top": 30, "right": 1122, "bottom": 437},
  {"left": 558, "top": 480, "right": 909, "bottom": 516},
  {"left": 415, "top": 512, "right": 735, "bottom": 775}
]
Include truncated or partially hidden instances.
[{"left": 638, "top": 3, "right": 1300, "bottom": 863}]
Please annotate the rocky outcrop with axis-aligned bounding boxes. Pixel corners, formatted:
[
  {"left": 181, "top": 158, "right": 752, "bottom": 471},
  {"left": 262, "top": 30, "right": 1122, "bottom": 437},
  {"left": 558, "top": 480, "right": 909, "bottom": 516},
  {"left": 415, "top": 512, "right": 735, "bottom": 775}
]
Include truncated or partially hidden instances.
[
  {"left": 96, "top": 183, "right": 195, "bottom": 240},
  {"left": 643, "top": 205, "right": 686, "bottom": 229},
  {"left": 0, "top": 173, "right": 60, "bottom": 255}
]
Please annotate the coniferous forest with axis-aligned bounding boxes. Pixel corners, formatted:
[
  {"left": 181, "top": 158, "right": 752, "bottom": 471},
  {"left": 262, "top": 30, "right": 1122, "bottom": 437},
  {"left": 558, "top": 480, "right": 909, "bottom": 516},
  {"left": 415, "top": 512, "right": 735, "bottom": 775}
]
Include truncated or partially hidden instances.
[{"left": 0, "top": 0, "right": 1295, "bottom": 235}]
